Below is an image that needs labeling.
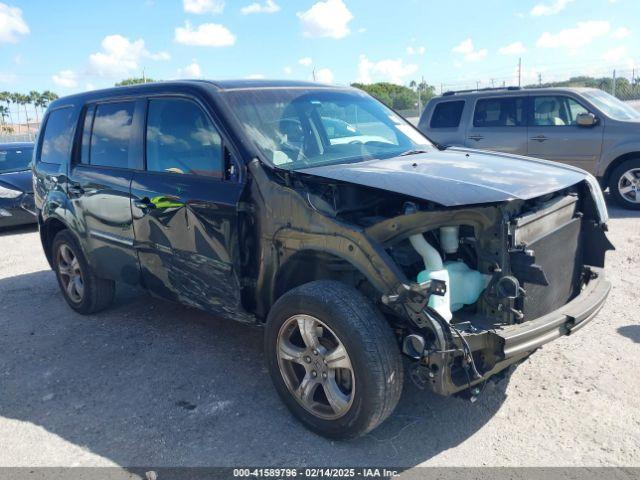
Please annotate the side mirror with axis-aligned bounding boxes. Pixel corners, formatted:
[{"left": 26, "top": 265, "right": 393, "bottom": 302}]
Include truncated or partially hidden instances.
[{"left": 576, "top": 112, "right": 597, "bottom": 127}]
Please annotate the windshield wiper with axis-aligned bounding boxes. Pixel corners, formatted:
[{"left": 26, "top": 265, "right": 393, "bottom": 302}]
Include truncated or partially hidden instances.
[{"left": 399, "top": 149, "right": 430, "bottom": 157}]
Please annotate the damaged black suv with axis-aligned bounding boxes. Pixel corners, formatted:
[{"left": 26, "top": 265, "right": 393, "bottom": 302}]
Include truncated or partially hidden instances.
[{"left": 33, "top": 80, "right": 613, "bottom": 439}]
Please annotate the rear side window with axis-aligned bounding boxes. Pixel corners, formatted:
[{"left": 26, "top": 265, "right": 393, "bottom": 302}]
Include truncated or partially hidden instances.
[
  {"left": 39, "top": 108, "right": 75, "bottom": 164},
  {"left": 0, "top": 146, "right": 33, "bottom": 173},
  {"left": 473, "top": 97, "right": 526, "bottom": 127},
  {"left": 430, "top": 101, "right": 465, "bottom": 128},
  {"left": 145, "top": 98, "right": 222, "bottom": 177},
  {"left": 90, "top": 102, "right": 136, "bottom": 168}
]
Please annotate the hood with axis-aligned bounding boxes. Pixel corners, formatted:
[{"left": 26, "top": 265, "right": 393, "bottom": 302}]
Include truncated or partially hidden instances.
[
  {"left": 0, "top": 170, "right": 33, "bottom": 194},
  {"left": 295, "top": 147, "right": 588, "bottom": 207}
]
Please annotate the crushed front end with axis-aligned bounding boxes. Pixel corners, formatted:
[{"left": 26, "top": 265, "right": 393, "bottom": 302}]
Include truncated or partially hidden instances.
[{"left": 367, "top": 180, "right": 613, "bottom": 396}]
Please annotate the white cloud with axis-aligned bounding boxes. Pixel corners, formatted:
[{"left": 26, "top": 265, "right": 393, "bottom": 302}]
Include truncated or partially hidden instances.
[
  {"left": 246, "top": 73, "right": 265, "bottom": 79},
  {"left": 530, "top": 0, "right": 573, "bottom": 16},
  {"left": 612, "top": 26, "right": 630, "bottom": 39},
  {"left": 177, "top": 60, "right": 202, "bottom": 78},
  {"left": 357, "top": 55, "right": 418, "bottom": 85},
  {"left": 283, "top": 66, "right": 293, "bottom": 75},
  {"left": 602, "top": 46, "right": 635, "bottom": 68},
  {"left": 0, "top": 3, "right": 29, "bottom": 43},
  {"left": 315, "top": 68, "right": 334, "bottom": 83},
  {"left": 174, "top": 21, "right": 236, "bottom": 47},
  {"left": 406, "top": 45, "right": 426, "bottom": 56},
  {"left": 297, "top": 0, "right": 353, "bottom": 39},
  {"left": 536, "top": 21, "right": 610, "bottom": 50},
  {"left": 52, "top": 70, "right": 78, "bottom": 88},
  {"left": 298, "top": 57, "right": 313, "bottom": 67},
  {"left": 241, "top": 0, "right": 280, "bottom": 15},
  {"left": 452, "top": 38, "right": 487, "bottom": 62},
  {"left": 498, "top": 41, "right": 526, "bottom": 55},
  {"left": 89, "top": 35, "right": 170, "bottom": 77},
  {"left": 183, "top": 0, "right": 224, "bottom": 15}
]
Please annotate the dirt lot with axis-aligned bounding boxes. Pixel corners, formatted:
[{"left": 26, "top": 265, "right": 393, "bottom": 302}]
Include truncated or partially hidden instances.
[{"left": 0, "top": 197, "right": 638, "bottom": 469}]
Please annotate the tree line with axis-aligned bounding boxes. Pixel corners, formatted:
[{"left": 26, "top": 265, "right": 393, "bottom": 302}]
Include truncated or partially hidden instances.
[{"left": 0, "top": 91, "right": 59, "bottom": 134}]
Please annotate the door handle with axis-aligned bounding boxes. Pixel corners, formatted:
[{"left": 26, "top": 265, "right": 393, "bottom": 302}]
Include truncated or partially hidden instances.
[
  {"left": 68, "top": 184, "right": 85, "bottom": 196},
  {"left": 468, "top": 135, "right": 484, "bottom": 141},
  {"left": 531, "top": 135, "right": 548, "bottom": 142}
]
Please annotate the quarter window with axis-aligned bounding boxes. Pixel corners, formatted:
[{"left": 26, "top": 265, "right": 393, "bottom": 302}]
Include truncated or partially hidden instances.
[
  {"left": 430, "top": 101, "right": 465, "bottom": 128},
  {"left": 473, "top": 97, "right": 526, "bottom": 127},
  {"left": 532, "top": 96, "right": 589, "bottom": 126},
  {"left": 145, "top": 98, "right": 222, "bottom": 177},
  {"left": 90, "top": 102, "right": 136, "bottom": 168},
  {"left": 39, "top": 108, "right": 75, "bottom": 165}
]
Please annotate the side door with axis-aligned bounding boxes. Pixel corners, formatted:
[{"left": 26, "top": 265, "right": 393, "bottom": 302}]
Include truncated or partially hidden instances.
[
  {"left": 67, "top": 99, "right": 143, "bottom": 285},
  {"left": 130, "top": 95, "right": 245, "bottom": 319},
  {"left": 527, "top": 95, "right": 603, "bottom": 172},
  {"left": 465, "top": 96, "right": 528, "bottom": 155}
]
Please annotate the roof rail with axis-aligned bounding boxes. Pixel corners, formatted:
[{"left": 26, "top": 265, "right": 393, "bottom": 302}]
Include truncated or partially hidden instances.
[{"left": 442, "top": 86, "right": 521, "bottom": 96}]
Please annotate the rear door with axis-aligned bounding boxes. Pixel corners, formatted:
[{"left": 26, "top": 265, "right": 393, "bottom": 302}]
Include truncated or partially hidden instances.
[
  {"left": 130, "top": 95, "right": 245, "bottom": 319},
  {"left": 527, "top": 94, "right": 603, "bottom": 172},
  {"left": 465, "top": 96, "right": 528, "bottom": 155},
  {"left": 68, "top": 99, "right": 143, "bottom": 284},
  {"left": 420, "top": 100, "right": 466, "bottom": 146}
]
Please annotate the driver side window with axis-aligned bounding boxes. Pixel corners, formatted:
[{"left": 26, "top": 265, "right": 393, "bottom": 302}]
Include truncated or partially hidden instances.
[{"left": 145, "top": 98, "right": 222, "bottom": 177}]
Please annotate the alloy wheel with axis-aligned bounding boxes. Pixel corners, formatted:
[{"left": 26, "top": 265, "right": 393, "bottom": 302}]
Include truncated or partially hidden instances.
[
  {"left": 618, "top": 168, "right": 640, "bottom": 204},
  {"left": 56, "top": 244, "right": 84, "bottom": 304},
  {"left": 276, "top": 314, "right": 355, "bottom": 420}
]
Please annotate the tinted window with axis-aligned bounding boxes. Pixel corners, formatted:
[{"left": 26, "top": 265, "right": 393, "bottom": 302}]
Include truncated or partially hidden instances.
[
  {"left": 90, "top": 102, "right": 135, "bottom": 168},
  {"left": 430, "top": 101, "right": 465, "bottom": 128},
  {"left": 146, "top": 98, "right": 222, "bottom": 177},
  {"left": 532, "top": 96, "right": 589, "bottom": 126},
  {"left": 0, "top": 146, "right": 34, "bottom": 173},
  {"left": 473, "top": 97, "right": 526, "bottom": 127},
  {"left": 40, "top": 108, "right": 75, "bottom": 164}
]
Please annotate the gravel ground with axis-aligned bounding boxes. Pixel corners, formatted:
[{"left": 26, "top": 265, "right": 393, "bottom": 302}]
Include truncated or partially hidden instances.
[{"left": 0, "top": 196, "right": 638, "bottom": 469}]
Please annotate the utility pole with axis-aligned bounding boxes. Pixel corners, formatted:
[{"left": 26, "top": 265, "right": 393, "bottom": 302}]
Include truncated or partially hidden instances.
[
  {"left": 476, "top": 80, "right": 480, "bottom": 91},
  {"left": 142, "top": 68, "right": 146, "bottom": 83},
  {"left": 538, "top": 72, "right": 542, "bottom": 86},
  {"left": 312, "top": 68, "right": 316, "bottom": 82},
  {"left": 612, "top": 69, "right": 617, "bottom": 97},
  {"left": 518, "top": 57, "right": 522, "bottom": 87}
]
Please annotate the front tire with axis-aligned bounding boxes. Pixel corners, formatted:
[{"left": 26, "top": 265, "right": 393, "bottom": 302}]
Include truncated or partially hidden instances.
[
  {"left": 265, "top": 280, "right": 403, "bottom": 439},
  {"left": 52, "top": 230, "right": 115, "bottom": 314},
  {"left": 609, "top": 158, "right": 640, "bottom": 210}
]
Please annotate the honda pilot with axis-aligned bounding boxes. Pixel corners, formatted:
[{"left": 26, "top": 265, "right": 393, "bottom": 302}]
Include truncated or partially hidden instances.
[{"left": 33, "top": 80, "right": 613, "bottom": 439}]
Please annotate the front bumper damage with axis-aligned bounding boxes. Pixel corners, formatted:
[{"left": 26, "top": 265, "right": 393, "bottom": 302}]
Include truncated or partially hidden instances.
[{"left": 411, "top": 270, "right": 610, "bottom": 396}]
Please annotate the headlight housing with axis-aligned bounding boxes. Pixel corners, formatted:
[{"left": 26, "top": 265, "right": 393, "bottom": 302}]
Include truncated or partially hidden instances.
[
  {"left": 584, "top": 174, "right": 609, "bottom": 224},
  {"left": 0, "top": 185, "right": 23, "bottom": 199}
]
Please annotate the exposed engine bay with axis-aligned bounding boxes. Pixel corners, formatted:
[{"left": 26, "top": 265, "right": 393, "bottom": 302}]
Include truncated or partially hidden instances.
[{"left": 244, "top": 159, "right": 613, "bottom": 397}]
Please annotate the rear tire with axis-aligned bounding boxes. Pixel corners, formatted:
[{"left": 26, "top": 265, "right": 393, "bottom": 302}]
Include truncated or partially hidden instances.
[
  {"left": 52, "top": 230, "right": 115, "bottom": 314},
  {"left": 609, "top": 158, "right": 640, "bottom": 210},
  {"left": 265, "top": 280, "right": 403, "bottom": 439}
]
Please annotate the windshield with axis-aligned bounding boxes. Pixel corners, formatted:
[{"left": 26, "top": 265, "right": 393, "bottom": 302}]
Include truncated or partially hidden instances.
[
  {"left": 581, "top": 90, "right": 640, "bottom": 121},
  {"left": 222, "top": 88, "right": 433, "bottom": 170},
  {"left": 0, "top": 146, "right": 33, "bottom": 174}
]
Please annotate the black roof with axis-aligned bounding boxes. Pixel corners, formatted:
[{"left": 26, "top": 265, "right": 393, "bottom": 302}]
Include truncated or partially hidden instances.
[{"left": 49, "top": 79, "right": 348, "bottom": 109}]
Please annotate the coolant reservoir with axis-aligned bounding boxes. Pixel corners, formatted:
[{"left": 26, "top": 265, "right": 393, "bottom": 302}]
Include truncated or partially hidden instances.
[
  {"left": 417, "top": 261, "right": 490, "bottom": 318},
  {"left": 417, "top": 268, "right": 452, "bottom": 321},
  {"left": 443, "top": 260, "right": 490, "bottom": 312}
]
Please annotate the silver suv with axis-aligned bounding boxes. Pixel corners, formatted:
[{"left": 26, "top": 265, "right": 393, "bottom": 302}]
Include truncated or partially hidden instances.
[{"left": 418, "top": 87, "right": 640, "bottom": 209}]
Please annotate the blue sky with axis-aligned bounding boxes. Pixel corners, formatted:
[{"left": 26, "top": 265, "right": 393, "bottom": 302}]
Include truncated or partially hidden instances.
[{"left": 0, "top": 0, "right": 638, "bottom": 95}]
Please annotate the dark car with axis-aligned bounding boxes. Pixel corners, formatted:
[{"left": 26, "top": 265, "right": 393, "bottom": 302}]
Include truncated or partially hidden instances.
[
  {"left": 0, "top": 142, "right": 36, "bottom": 228},
  {"left": 33, "top": 80, "right": 613, "bottom": 439}
]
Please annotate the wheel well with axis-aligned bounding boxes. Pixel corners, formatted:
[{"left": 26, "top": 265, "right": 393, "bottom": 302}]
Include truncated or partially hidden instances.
[
  {"left": 602, "top": 152, "right": 640, "bottom": 187},
  {"left": 41, "top": 218, "right": 68, "bottom": 266},
  {"left": 273, "top": 250, "right": 378, "bottom": 308}
]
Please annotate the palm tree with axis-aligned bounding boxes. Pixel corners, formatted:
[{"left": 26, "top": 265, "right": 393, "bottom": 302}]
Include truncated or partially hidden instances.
[
  {"left": 9, "top": 93, "right": 21, "bottom": 134},
  {"left": 0, "top": 105, "right": 8, "bottom": 128},
  {"left": 0, "top": 91, "right": 13, "bottom": 128},
  {"left": 41, "top": 90, "right": 58, "bottom": 110},
  {"left": 16, "top": 94, "right": 31, "bottom": 135},
  {"left": 29, "top": 90, "right": 41, "bottom": 124}
]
